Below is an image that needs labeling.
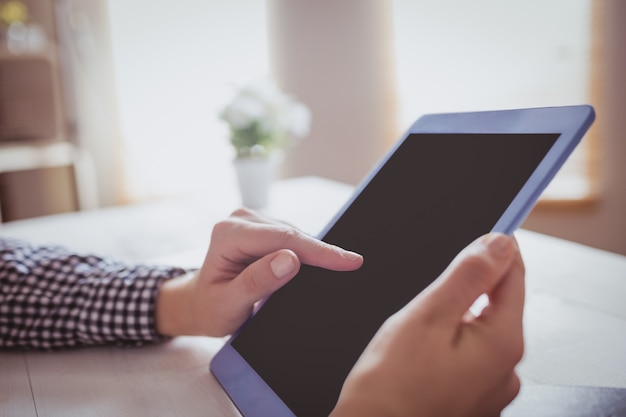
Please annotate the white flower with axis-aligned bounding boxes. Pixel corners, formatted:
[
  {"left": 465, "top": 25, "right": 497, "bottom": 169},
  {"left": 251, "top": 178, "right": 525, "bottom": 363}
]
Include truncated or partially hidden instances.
[
  {"left": 219, "top": 77, "right": 312, "bottom": 157},
  {"left": 282, "top": 101, "right": 311, "bottom": 139},
  {"left": 221, "top": 92, "right": 268, "bottom": 130}
]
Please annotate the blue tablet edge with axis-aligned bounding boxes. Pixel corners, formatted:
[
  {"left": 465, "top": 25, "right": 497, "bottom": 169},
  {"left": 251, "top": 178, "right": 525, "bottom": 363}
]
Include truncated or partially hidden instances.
[
  {"left": 211, "top": 343, "right": 296, "bottom": 417},
  {"left": 490, "top": 105, "right": 595, "bottom": 235}
]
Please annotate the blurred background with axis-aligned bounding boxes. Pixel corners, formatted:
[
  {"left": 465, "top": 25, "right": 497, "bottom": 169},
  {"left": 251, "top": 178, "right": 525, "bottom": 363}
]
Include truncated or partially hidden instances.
[{"left": 0, "top": 0, "right": 624, "bottom": 255}]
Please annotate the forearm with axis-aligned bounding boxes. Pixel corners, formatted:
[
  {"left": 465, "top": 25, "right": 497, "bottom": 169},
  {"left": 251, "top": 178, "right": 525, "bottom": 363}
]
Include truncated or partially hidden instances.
[{"left": 0, "top": 238, "right": 188, "bottom": 350}]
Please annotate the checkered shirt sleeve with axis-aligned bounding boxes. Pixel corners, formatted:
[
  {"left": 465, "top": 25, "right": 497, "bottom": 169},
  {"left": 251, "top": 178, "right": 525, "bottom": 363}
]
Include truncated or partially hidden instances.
[{"left": 0, "top": 238, "right": 188, "bottom": 350}]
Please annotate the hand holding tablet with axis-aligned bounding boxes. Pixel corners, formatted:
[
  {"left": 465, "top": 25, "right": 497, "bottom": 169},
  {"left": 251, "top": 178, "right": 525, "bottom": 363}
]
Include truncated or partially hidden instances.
[
  {"left": 207, "top": 105, "right": 595, "bottom": 416},
  {"left": 331, "top": 233, "right": 525, "bottom": 417}
]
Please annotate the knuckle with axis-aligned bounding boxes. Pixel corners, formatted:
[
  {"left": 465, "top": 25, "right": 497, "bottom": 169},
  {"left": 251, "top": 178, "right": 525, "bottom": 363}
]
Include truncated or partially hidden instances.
[
  {"left": 242, "top": 271, "right": 260, "bottom": 295},
  {"left": 381, "top": 311, "right": 402, "bottom": 331},
  {"left": 276, "top": 226, "right": 301, "bottom": 246},
  {"left": 458, "top": 253, "right": 496, "bottom": 293},
  {"left": 230, "top": 207, "right": 254, "bottom": 218},
  {"left": 212, "top": 218, "right": 238, "bottom": 237}
]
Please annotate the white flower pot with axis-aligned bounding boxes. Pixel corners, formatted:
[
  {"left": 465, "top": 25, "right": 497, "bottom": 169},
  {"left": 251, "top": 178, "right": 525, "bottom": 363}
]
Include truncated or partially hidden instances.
[{"left": 233, "top": 155, "right": 281, "bottom": 209}]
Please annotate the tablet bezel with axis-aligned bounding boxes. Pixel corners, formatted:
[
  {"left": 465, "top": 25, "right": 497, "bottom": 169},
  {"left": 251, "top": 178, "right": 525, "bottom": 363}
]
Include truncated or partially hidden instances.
[{"left": 210, "top": 105, "right": 595, "bottom": 417}]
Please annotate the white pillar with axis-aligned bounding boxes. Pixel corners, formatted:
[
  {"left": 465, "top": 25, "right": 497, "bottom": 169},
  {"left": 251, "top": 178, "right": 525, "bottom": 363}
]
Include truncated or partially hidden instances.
[{"left": 267, "top": 0, "right": 397, "bottom": 185}]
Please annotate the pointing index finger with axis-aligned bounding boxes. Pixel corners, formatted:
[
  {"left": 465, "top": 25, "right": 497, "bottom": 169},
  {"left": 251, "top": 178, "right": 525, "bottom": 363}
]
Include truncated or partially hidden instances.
[{"left": 214, "top": 217, "right": 363, "bottom": 271}]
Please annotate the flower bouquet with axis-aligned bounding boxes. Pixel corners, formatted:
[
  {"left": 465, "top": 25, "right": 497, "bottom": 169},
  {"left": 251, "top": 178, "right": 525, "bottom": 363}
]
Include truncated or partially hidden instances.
[
  {"left": 219, "top": 77, "right": 311, "bottom": 207},
  {"left": 219, "top": 77, "right": 311, "bottom": 159}
]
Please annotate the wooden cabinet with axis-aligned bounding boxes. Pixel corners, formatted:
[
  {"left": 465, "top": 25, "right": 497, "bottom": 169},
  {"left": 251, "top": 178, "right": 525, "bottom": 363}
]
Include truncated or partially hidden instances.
[
  {"left": 0, "top": 1, "right": 64, "bottom": 143},
  {"left": 0, "top": 0, "right": 96, "bottom": 222}
]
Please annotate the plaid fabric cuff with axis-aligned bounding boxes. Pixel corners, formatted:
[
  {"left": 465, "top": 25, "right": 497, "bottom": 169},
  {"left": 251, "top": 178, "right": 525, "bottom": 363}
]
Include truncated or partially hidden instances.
[{"left": 0, "top": 238, "right": 188, "bottom": 350}]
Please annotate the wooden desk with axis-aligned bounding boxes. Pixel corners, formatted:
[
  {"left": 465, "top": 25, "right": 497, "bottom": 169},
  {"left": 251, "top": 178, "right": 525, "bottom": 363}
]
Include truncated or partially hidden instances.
[{"left": 1, "top": 176, "right": 625, "bottom": 416}]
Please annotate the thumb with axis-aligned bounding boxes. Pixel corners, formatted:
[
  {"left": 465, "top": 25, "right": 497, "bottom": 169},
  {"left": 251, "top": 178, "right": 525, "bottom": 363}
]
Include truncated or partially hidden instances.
[
  {"left": 228, "top": 249, "right": 301, "bottom": 308},
  {"left": 422, "top": 233, "right": 517, "bottom": 323}
]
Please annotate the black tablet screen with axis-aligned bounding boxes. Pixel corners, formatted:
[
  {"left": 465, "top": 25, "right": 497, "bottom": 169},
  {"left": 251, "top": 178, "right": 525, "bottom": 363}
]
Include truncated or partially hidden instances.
[{"left": 231, "top": 133, "right": 558, "bottom": 417}]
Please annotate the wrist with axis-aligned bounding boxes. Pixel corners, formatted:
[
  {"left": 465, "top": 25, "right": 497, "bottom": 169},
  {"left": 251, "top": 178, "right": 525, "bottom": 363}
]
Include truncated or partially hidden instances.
[{"left": 155, "top": 271, "right": 198, "bottom": 336}]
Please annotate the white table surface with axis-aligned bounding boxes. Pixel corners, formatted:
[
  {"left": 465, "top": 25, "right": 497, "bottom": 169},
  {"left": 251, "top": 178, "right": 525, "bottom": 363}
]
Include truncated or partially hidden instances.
[{"left": 1, "top": 176, "right": 625, "bottom": 417}]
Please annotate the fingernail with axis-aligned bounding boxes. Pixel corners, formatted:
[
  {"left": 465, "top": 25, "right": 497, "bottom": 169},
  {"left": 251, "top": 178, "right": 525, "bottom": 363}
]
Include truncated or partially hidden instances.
[
  {"left": 271, "top": 252, "right": 297, "bottom": 280},
  {"left": 485, "top": 234, "right": 512, "bottom": 258},
  {"left": 340, "top": 249, "right": 363, "bottom": 262}
]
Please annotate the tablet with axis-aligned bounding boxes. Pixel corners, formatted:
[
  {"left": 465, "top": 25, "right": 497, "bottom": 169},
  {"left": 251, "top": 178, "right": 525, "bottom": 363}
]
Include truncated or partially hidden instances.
[{"left": 211, "top": 105, "right": 595, "bottom": 417}]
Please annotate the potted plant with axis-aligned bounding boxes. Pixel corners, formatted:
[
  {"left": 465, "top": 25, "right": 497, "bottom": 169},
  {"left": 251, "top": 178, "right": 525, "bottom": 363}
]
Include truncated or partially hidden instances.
[{"left": 219, "top": 77, "right": 311, "bottom": 208}]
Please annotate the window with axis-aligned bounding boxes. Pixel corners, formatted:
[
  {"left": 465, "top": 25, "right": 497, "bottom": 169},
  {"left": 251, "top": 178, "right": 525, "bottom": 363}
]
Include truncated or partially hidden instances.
[{"left": 391, "top": 0, "right": 595, "bottom": 204}]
